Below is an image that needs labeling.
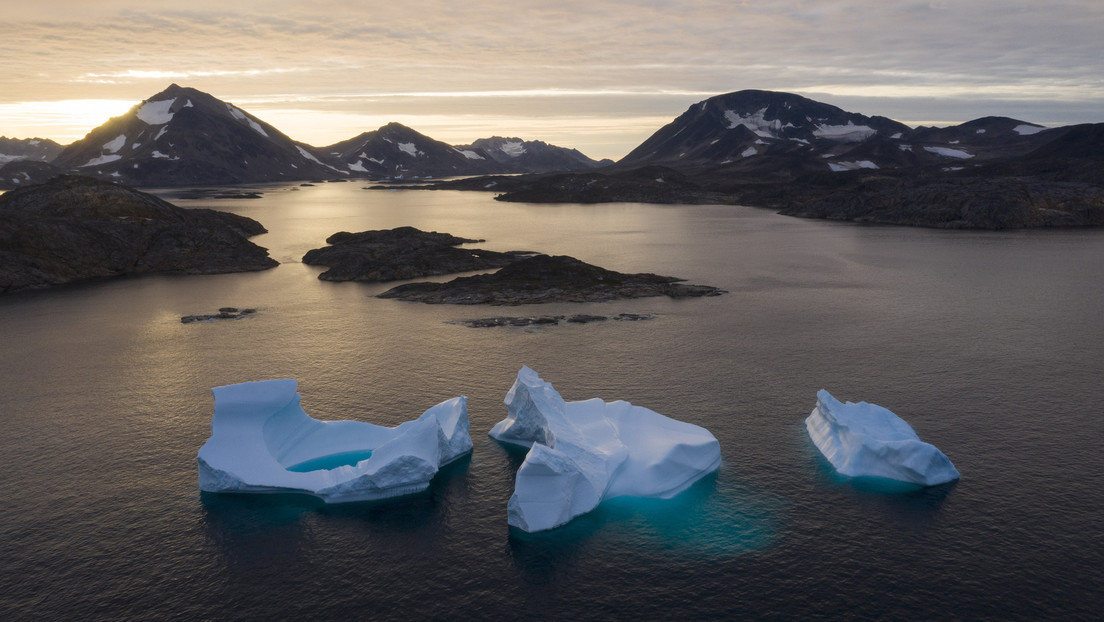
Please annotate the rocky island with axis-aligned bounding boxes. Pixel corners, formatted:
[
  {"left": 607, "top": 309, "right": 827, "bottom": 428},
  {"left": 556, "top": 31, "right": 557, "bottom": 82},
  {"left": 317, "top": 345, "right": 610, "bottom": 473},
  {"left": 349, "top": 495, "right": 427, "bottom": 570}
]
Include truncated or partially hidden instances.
[
  {"left": 301, "top": 226, "right": 534, "bottom": 281},
  {"left": 377, "top": 254, "right": 724, "bottom": 305},
  {"left": 0, "top": 175, "right": 277, "bottom": 293}
]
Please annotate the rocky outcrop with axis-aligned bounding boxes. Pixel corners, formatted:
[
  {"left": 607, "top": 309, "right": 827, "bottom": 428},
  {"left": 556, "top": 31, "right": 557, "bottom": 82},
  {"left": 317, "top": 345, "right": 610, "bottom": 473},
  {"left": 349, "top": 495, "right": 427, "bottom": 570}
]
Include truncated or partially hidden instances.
[
  {"left": 181, "top": 307, "right": 258, "bottom": 323},
  {"left": 301, "top": 226, "right": 534, "bottom": 281},
  {"left": 777, "top": 176, "right": 1104, "bottom": 229},
  {"left": 377, "top": 254, "right": 724, "bottom": 305},
  {"left": 451, "top": 312, "right": 654, "bottom": 327},
  {"left": 411, "top": 166, "right": 729, "bottom": 204},
  {"left": 0, "top": 175, "right": 278, "bottom": 293}
]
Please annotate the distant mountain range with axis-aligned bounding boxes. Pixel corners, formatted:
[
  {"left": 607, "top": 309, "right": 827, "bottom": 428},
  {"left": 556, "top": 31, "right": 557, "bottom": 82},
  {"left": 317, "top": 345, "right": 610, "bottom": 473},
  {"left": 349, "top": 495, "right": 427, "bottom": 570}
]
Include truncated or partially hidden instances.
[
  {"left": 2, "top": 85, "right": 1102, "bottom": 228},
  {"left": 424, "top": 89, "right": 1104, "bottom": 228},
  {"left": 0, "top": 84, "right": 608, "bottom": 189}
]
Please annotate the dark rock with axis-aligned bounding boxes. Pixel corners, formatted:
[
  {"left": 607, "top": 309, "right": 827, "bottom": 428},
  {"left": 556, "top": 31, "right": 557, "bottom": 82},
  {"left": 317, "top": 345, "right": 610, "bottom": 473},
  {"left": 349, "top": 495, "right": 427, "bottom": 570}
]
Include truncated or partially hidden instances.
[
  {"left": 212, "top": 192, "right": 262, "bottom": 199},
  {"left": 613, "top": 312, "right": 656, "bottom": 321},
  {"left": 779, "top": 177, "right": 1104, "bottom": 229},
  {"left": 302, "top": 226, "right": 534, "bottom": 282},
  {"left": 181, "top": 307, "right": 257, "bottom": 323},
  {"left": 566, "top": 314, "right": 609, "bottom": 323},
  {"left": 452, "top": 312, "right": 655, "bottom": 327},
  {"left": 0, "top": 175, "right": 278, "bottom": 294},
  {"left": 453, "top": 315, "right": 565, "bottom": 328},
  {"left": 378, "top": 254, "right": 725, "bottom": 305}
]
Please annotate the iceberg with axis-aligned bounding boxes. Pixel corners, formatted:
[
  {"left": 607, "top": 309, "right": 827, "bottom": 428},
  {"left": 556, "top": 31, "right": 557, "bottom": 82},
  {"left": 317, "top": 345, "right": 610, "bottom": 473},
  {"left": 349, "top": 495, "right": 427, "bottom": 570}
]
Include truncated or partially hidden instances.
[
  {"left": 806, "top": 389, "right": 959, "bottom": 486},
  {"left": 197, "top": 379, "right": 471, "bottom": 502},
  {"left": 491, "top": 366, "right": 722, "bottom": 532}
]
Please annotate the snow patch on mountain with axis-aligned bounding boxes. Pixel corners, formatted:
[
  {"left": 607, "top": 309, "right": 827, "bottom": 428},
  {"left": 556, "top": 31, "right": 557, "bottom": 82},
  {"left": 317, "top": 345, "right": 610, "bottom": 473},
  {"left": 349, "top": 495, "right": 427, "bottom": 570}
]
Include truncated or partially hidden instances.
[
  {"left": 724, "top": 108, "right": 781, "bottom": 138},
  {"left": 1014, "top": 124, "right": 1045, "bottom": 136},
  {"left": 103, "top": 134, "right": 127, "bottom": 154},
  {"left": 80, "top": 154, "right": 123, "bottom": 167},
  {"left": 500, "top": 141, "right": 526, "bottom": 157},
  {"left": 923, "top": 146, "right": 974, "bottom": 159},
  {"left": 348, "top": 160, "right": 368, "bottom": 172},
  {"left": 136, "top": 99, "right": 176, "bottom": 125},
  {"left": 828, "top": 160, "right": 879, "bottom": 172},
  {"left": 226, "top": 104, "right": 269, "bottom": 138},
  {"left": 294, "top": 146, "right": 322, "bottom": 165},
  {"left": 741, "top": 146, "right": 758, "bottom": 157},
  {"left": 813, "top": 122, "right": 876, "bottom": 142},
  {"left": 455, "top": 148, "right": 484, "bottom": 160},
  {"left": 398, "top": 142, "right": 422, "bottom": 157}
]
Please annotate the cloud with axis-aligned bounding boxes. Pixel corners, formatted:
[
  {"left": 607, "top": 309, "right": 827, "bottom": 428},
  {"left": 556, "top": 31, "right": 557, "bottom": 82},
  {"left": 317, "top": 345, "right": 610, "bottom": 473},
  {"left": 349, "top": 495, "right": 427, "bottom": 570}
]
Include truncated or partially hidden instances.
[{"left": 0, "top": 1, "right": 1101, "bottom": 157}]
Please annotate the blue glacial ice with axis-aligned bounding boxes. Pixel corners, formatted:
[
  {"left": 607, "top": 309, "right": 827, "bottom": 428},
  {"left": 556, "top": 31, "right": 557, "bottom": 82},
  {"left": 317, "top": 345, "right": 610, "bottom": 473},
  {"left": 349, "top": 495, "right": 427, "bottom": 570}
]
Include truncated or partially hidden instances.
[
  {"left": 491, "top": 366, "right": 722, "bottom": 532},
  {"left": 197, "top": 379, "right": 471, "bottom": 502},
  {"left": 806, "top": 389, "right": 960, "bottom": 486}
]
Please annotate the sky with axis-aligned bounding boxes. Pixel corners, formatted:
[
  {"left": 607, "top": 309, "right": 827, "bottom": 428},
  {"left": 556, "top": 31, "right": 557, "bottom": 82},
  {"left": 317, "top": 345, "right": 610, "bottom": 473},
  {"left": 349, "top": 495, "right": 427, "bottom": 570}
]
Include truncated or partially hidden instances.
[{"left": 1, "top": 1, "right": 1102, "bottom": 160}]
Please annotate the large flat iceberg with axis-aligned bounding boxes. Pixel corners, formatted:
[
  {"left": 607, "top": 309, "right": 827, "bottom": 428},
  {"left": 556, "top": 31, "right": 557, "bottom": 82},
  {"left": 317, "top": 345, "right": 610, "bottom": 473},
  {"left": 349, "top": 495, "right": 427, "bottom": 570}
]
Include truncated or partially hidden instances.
[
  {"left": 198, "top": 379, "right": 471, "bottom": 502},
  {"left": 491, "top": 366, "right": 721, "bottom": 532},
  {"left": 806, "top": 390, "right": 959, "bottom": 486}
]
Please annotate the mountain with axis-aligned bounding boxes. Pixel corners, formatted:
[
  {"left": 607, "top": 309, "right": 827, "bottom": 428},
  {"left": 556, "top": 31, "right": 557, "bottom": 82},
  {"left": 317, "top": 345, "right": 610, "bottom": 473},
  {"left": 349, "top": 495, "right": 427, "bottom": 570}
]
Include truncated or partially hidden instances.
[
  {"left": 323, "top": 127, "right": 612, "bottom": 178},
  {"left": 0, "top": 138, "right": 67, "bottom": 190},
  {"left": 618, "top": 89, "right": 912, "bottom": 170},
  {"left": 615, "top": 90, "right": 1071, "bottom": 176},
  {"left": 456, "top": 137, "right": 612, "bottom": 173},
  {"left": 411, "top": 89, "right": 1104, "bottom": 229},
  {"left": 1, "top": 85, "right": 613, "bottom": 189},
  {"left": 0, "top": 137, "right": 65, "bottom": 165},
  {"left": 322, "top": 123, "right": 501, "bottom": 179},
  {"left": 0, "top": 160, "right": 66, "bottom": 190},
  {"left": 50, "top": 84, "right": 344, "bottom": 186}
]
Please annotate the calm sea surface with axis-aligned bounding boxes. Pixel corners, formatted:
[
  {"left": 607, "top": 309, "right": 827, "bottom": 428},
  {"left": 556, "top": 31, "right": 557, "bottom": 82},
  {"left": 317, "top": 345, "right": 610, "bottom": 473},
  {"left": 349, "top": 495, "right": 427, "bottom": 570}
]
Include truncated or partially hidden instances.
[{"left": 1, "top": 183, "right": 1101, "bottom": 620}]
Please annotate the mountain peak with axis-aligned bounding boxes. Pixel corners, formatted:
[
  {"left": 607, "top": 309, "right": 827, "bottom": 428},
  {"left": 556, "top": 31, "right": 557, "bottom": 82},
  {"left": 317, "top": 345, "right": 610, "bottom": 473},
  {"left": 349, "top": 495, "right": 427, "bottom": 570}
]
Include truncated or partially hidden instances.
[{"left": 47, "top": 84, "right": 342, "bottom": 186}]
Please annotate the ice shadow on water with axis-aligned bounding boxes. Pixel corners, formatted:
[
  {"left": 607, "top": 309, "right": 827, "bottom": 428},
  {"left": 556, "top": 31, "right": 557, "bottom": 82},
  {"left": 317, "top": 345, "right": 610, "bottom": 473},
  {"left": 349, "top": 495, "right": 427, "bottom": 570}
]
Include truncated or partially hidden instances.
[
  {"left": 803, "top": 431, "right": 958, "bottom": 529},
  {"left": 507, "top": 469, "right": 780, "bottom": 582},
  {"left": 200, "top": 455, "right": 472, "bottom": 567}
]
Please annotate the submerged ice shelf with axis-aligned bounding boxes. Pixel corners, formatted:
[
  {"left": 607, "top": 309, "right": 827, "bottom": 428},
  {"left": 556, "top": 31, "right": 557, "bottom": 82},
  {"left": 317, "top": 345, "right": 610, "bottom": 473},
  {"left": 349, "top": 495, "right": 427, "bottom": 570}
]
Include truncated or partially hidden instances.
[
  {"left": 806, "top": 389, "right": 959, "bottom": 486},
  {"left": 491, "top": 366, "right": 722, "bottom": 532},
  {"left": 197, "top": 379, "right": 472, "bottom": 502}
]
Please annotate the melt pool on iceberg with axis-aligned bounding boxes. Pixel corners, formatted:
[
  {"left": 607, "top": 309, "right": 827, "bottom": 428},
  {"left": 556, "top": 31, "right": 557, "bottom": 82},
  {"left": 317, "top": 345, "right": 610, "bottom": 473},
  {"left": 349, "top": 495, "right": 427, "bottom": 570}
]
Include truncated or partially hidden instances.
[
  {"left": 805, "top": 389, "right": 960, "bottom": 487},
  {"left": 197, "top": 379, "right": 472, "bottom": 502},
  {"left": 490, "top": 366, "right": 722, "bottom": 533}
]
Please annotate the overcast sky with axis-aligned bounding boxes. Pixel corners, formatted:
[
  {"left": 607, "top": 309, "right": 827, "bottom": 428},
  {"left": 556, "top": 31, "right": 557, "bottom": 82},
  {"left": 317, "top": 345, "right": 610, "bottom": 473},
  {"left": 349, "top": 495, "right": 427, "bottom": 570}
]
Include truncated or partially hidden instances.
[{"left": 2, "top": 1, "right": 1102, "bottom": 159}]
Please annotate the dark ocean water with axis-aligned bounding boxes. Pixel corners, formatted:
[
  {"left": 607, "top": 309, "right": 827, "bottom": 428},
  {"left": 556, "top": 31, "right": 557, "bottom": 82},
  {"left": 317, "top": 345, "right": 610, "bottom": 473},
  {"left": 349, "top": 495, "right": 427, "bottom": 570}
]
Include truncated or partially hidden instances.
[{"left": 1, "top": 184, "right": 1102, "bottom": 620}]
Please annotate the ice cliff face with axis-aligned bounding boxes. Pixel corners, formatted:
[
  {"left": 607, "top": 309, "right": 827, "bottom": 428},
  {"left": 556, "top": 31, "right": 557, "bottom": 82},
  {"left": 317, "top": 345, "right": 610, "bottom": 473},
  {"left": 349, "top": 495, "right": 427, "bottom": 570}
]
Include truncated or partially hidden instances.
[
  {"left": 491, "top": 366, "right": 721, "bottom": 532},
  {"left": 197, "top": 379, "right": 471, "bottom": 502},
  {"left": 806, "top": 389, "right": 959, "bottom": 486}
]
